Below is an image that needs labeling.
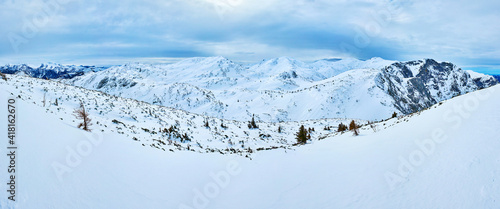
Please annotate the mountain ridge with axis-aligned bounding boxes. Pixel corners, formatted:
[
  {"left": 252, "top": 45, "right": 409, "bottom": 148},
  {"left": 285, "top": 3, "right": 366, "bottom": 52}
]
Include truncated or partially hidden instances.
[
  {"left": 1, "top": 57, "right": 497, "bottom": 122},
  {"left": 66, "top": 57, "right": 497, "bottom": 122},
  {"left": 0, "top": 62, "right": 107, "bottom": 79}
]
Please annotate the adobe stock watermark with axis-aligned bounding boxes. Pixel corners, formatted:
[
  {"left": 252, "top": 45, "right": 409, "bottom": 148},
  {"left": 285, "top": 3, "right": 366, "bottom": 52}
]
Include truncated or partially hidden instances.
[
  {"left": 51, "top": 131, "right": 104, "bottom": 182},
  {"left": 7, "top": 0, "right": 75, "bottom": 53},
  {"left": 385, "top": 87, "right": 496, "bottom": 190},
  {"left": 204, "top": 0, "right": 243, "bottom": 20},
  {"left": 339, "top": 1, "right": 402, "bottom": 55},
  {"left": 178, "top": 160, "right": 242, "bottom": 209}
]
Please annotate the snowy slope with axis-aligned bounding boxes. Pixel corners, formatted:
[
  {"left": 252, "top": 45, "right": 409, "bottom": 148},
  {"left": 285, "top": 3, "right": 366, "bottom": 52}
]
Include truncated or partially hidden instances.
[
  {"left": 1, "top": 75, "right": 499, "bottom": 208},
  {"left": 65, "top": 57, "right": 497, "bottom": 122},
  {"left": 0, "top": 74, "right": 363, "bottom": 155}
]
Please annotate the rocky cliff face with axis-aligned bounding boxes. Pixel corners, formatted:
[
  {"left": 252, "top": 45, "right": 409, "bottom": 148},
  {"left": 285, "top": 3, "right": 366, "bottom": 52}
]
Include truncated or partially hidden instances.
[{"left": 375, "top": 59, "right": 498, "bottom": 114}]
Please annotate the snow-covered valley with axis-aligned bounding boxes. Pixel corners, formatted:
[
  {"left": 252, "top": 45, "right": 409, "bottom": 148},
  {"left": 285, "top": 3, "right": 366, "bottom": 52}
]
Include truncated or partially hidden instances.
[
  {"left": 0, "top": 74, "right": 366, "bottom": 155},
  {"left": 1, "top": 70, "right": 499, "bottom": 208}
]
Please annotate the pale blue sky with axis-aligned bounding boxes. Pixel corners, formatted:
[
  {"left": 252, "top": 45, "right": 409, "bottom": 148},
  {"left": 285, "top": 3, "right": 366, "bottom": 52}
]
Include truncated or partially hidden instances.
[{"left": 1, "top": 0, "right": 499, "bottom": 74}]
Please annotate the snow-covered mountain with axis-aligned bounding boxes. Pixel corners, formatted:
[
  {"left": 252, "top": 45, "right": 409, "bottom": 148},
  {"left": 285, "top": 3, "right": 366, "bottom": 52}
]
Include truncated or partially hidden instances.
[
  {"left": 64, "top": 57, "right": 497, "bottom": 122},
  {"left": 466, "top": 70, "right": 500, "bottom": 89},
  {"left": 0, "top": 62, "right": 107, "bottom": 79},
  {"left": 377, "top": 59, "right": 498, "bottom": 114},
  {"left": 309, "top": 57, "right": 395, "bottom": 78},
  {"left": 492, "top": 74, "right": 500, "bottom": 82}
]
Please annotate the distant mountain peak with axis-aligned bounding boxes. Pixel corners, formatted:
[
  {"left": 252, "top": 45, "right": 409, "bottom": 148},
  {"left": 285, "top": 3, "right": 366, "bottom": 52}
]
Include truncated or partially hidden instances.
[
  {"left": 177, "top": 56, "right": 231, "bottom": 64},
  {"left": 0, "top": 63, "right": 107, "bottom": 79},
  {"left": 320, "top": 58, "right": 342, "bottom": 62},
  {"left": 259, "top": 56, "right": 306, "bottom": 67}
]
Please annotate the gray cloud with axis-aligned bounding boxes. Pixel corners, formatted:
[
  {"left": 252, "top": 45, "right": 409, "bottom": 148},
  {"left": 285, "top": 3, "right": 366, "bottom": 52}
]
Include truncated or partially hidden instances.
[{"left": 0, "top": 0, "right": 499, "bottom": 73}]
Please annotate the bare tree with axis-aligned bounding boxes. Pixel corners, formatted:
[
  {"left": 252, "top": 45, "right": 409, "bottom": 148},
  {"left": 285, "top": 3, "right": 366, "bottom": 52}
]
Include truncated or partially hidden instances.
[
  {"left": 73, "top": 101, "right": 92, "bottom": 132},
  {"left": 349, "top": 120, "right": 359, "bottom": 136},
  {"left": 43, "top": 93, "right": 46, "bottom": 107},
  {"left": 0, "top": 72, "right": 7, "bottom": 81}
]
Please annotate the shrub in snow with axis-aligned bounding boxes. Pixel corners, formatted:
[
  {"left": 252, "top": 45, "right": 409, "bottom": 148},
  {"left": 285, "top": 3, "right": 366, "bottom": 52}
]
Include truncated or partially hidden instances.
[
  {"left": 337, "top": 123, "right": 348, "bottom": 132},
  {"left": 0, "top": 72, "right": 7, "bottom": 81},
  {"left": 220, "top": 120, "right": 228, "bottom": 129}
]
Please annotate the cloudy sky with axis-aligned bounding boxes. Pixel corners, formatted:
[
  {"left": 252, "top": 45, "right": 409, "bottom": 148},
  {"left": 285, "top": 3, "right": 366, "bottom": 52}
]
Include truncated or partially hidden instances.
[{"left": 1, "top": 0, "right": 499, "bottom": 73}]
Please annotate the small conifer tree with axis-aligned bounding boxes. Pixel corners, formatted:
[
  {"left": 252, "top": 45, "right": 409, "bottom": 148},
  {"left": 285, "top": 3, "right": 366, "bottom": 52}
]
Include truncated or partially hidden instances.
[
  {"left": 248, "top": 115, "right": 258, "bottom": 129},
  {"left": 296, "top": 125, "right": 308, "bottom": 144},
  {"left": 204, "top": 119, "right": 209, "bottom": 128}
]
